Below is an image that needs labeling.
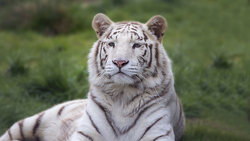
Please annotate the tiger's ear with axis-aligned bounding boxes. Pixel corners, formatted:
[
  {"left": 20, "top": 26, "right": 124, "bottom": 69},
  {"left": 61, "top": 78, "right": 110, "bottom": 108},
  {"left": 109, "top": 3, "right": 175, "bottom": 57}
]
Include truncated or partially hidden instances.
[
  {"left": 146, "top": 15, "right": 168, "bottom": 42},
  {"left": 92, "top": 13, "right": 113, "bottom": 39}
]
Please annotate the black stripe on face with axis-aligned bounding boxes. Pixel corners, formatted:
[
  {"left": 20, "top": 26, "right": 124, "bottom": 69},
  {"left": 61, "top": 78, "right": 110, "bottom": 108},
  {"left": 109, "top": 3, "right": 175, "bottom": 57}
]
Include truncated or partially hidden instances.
[
  {"left": 101, "top": 55, "right": 108, "bottom": 69},
  {"left": 77, "top": 131, "right": 93, "bottom": 141},
  {"left": 103, "top": 45, "right": 107, "bottom": 53},
  {"left": 130, "top": 31, "right": 143, "bottom": 40},
  {"left": 106, "top": 28, "right": 113, "bottom": 39},
  {"left": 143, "top": 32, "right": 148, "bottom": 42},
  {"left": 18, "top": 120, "right": 25, "bottom": 141},
  {"left": 8, "top": 129, "right": 12, "bottom": 140},
  {"left": 153, "top": 129, "right": 172, "bottom": 141},
  {"left": 155, "top": 43, "right": 160, "bottom": 67},
  {"left": 146, "top": 44, "right": 153, "bottom": 68},
  {"left": 142, "top": 49, "right": 147, "bottom": 57},
  {"left": 132, "top": 24, "right": 139, "bottom": 28},
  {"left": 33, "top": 112, "right": 45, "bottom": 136},
  {"left": 100, "top": 43, "right": 108, "bottom": 69},
  {"left": 86, "top": 111, "right": 101, "bottom": 135},
  {"left": 138, "top": 56, "right": 147, "bottom": 66},
  {"left": 139, "top": 115, "right": 167, "bottom": 141},
  {"left": 95, "top": 41, "right": 101, "bottom": 75}
]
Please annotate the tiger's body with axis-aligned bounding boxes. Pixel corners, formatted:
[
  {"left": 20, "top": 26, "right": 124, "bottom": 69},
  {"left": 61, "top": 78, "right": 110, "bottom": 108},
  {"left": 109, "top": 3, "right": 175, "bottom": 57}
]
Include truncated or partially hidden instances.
[{"left": 0, "top": 14, "right": 185, "bottom": 141}]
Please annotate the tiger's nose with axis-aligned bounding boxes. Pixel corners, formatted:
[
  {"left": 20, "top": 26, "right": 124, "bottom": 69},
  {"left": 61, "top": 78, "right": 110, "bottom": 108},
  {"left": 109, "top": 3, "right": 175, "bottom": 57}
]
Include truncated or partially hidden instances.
[{"left": 112, "top": 60, "right": 129, "bottom": 69}]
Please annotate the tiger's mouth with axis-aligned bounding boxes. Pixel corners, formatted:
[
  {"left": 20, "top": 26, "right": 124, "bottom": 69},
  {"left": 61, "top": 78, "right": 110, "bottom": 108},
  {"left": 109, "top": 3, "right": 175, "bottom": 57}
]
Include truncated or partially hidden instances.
[
  {"left": 113, "top": 70, "right": 131, "bottom": 78},
  {"left": 107, "top": 70, "right": 137, "bottom": 84}
]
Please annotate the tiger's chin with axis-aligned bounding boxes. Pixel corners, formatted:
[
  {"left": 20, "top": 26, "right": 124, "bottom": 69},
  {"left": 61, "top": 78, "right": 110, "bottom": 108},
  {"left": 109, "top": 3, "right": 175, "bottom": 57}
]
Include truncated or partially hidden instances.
[{"left": 111, "top": 73, "right": 135, "bottom": 85}]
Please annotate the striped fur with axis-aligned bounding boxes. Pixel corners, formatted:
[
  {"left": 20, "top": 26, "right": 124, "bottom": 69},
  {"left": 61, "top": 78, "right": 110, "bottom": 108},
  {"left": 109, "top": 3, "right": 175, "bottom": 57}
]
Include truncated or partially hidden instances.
[{"left": 0, "top": 13, "right": 185, "bottom": 141}]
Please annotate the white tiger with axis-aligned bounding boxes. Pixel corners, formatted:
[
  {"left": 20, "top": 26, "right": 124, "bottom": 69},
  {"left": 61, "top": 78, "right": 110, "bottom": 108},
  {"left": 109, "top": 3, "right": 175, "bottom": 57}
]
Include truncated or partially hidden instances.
[{"left": 0, "top": 13, "right": 185, "bottom": 141}]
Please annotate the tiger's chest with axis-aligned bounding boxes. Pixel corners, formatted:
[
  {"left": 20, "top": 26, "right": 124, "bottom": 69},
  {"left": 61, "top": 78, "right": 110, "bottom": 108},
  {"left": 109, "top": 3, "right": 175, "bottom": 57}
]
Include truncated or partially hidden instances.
[{"left": 73, "top": 90, "right": 174, "bottom": 141}]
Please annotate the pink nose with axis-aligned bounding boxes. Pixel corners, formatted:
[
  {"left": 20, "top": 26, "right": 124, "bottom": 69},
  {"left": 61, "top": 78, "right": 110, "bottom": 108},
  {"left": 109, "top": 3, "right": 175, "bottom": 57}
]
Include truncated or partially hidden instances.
[{"left": 112, "top": 60, "right": 129, "bottom": 68}]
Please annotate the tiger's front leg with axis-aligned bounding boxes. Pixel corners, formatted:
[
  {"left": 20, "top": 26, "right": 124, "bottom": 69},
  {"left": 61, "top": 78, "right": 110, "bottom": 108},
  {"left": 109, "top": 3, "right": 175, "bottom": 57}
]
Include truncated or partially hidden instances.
[
  {"left": 139, "top": 124, "right": 175, "bottom": 141},
  {"left": 71, "top": 110, "right": 107, "bottom": 141},
  {"left": 71, "top": 130, "right": 105, "bottom": 141}
]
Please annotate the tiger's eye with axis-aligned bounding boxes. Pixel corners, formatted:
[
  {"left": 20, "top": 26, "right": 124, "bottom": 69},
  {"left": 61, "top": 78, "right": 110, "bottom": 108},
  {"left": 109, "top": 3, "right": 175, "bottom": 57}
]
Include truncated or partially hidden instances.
[
  {"left": 109, "top": 42, "right": 115, "bottom": 47},
  {"left": 133, "top": 43, "right": 141, "bottom": 48}
]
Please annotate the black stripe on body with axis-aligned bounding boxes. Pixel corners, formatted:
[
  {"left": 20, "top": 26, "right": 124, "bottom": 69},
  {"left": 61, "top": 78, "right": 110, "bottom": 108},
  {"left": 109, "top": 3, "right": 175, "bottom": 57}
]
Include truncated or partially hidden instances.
[
  {"left": 126, "top": 93, "right": 141, "bottom": 106},
  {"left": 90, "top": 94, "right": 118, "bottom": 137},
  {"left": 122, "top": 102, "right": 159, "bottom": 134},
  {"left": 57, "top": 105, "right": 65, "bottom": 117},
  {"left": 33, "top": 113, "right": 45, "bottom": 136},
  {"left": 57, "top": 101, "right": 84, "bottom": 117},
  {"left": 146, "top": 106, "right": 165, "bottom": 118},
  {"left": 175, "top": 100, "right": 184, "bottom": 130},
  {"left": 77, "top": 131, "right": 93, "bottom": 141},
  {"left": 139, "top": 115, "right": 167, "bottom": 141},
  {"left": 127, "top": 78, "right": 172, "bottom": 115},
  {"left": 153, "top": 129, "right": 172, "bottom": 141},
  {"left": 36, "top": 136, "right": 41, "bottom": 141},
  {"left": 8, "top": 129, "right": 12, "bottom": 140},
  {"left": 90, "top": 80, "right": 172, "bottom": 136},
  {"left": 86, "top": 111, "right": 101, "bottom": 135},
  {"left": 177, "top": 99, "right": 184, "bottom": 126},
  {"left": 90, "top": 93, "right": 159, "bottom": 135},
  {"left": 90, "top": 79, "right": 172, "bottom": 135},
  {"left": 131, "top": 28, "right": 137, "bottom": 31},
  {"left": 18, "top": 120, "right": 25, "bottom": 141}
]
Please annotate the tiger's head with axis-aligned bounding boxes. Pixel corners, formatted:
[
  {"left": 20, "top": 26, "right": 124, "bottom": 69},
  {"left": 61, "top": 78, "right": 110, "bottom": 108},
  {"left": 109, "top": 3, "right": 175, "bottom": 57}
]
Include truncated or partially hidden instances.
[{"left": 88, "top": 13, "right": 172, "bottom": 88}]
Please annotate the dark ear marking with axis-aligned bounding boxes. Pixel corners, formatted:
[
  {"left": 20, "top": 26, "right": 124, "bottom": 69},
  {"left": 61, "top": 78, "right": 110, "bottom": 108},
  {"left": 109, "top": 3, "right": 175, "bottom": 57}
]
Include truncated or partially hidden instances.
[
  {"left": 146, "top": 16, "right": 168, "bottom": 42},
  {"left": 92, "top": 13, "right": 113, "bottom": 39}
]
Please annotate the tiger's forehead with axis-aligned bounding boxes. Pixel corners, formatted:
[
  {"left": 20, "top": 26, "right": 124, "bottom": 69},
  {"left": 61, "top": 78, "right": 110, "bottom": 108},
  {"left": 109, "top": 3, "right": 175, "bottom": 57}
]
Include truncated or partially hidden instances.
[
  {"left": 105, "top": 22, "right": 148, "bottom": 42},
  {"left": 115, "top": 22, "right": 142, "bottom": 32}
]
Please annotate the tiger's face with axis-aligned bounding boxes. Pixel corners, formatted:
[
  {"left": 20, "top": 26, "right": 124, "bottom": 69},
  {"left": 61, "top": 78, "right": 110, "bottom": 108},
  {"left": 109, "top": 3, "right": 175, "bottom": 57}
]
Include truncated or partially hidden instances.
[
  {"left": 98, "top": 23, "right": 153, "bottom": 84},
  {"left": 89, "top": 14, "right": 169, "bottom": 86}
]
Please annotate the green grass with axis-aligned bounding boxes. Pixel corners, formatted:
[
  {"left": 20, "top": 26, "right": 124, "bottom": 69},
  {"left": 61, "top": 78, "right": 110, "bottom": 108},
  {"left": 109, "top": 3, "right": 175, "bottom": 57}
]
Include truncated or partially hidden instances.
[{"left": 0, "top": 0, "right": 250, "bottom": 140}]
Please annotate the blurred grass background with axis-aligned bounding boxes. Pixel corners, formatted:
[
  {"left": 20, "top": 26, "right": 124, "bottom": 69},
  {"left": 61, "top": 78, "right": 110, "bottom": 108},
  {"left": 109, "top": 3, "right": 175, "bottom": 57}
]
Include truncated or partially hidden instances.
[{"left": 0, "top": 0, "right": 249, "bottom": 140}]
